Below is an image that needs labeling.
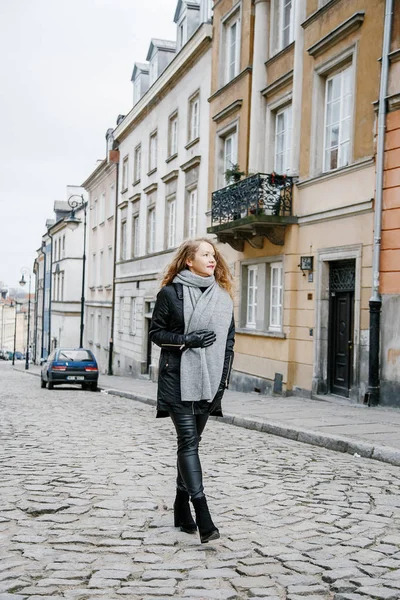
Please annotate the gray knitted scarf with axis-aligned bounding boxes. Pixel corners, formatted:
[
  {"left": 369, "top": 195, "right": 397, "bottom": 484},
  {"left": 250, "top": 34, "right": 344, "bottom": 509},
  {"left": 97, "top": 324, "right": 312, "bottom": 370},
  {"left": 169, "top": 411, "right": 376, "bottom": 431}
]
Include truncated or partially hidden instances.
[{"left": 173, "top": 269, "right": 233, "bottom": 403}]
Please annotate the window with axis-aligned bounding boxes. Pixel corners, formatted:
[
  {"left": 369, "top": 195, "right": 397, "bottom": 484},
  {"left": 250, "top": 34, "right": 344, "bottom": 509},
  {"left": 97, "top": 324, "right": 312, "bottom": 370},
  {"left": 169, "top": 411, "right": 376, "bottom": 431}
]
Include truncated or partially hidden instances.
[
  {"left": 246, "top": 265, "right": 258, "bottom": 328},
  {"left": 225, "top": 16, "right": 240, "bottom": 83},
  {"left": 108, "top": 184, "right": 115, "bottom": 217},
  {"left": 178, "top": 18, "right": 187, "bottom": 50},
  {"left": 91, "top": 253, "right": 96, "bottom": 287},
  {"left": 133, "top": 77, "right": 141, "bottom": 104},
  {"left": 323, "top": 66, "right": 352, "bottom": 172},
  {"left": 119, "top": 297, "right": 124, "bottom": 331},
  {"left": 132, "top": 215, "right": 140, "bottom": 257},
  {"left": 120, "top": 220, "right": 127, "bottom": 260},
  {"left": 275, "top": 105, "right": 292, "bottom": 174},
  {"left": 99, "top": 193, "right": 106, "bottom": 224},
  {"left": 105, "top": 316, "right": 110, "bottom": 348},
  {"left": 222, "top": 130, "right": 238, "bottom": 184},
  {"left": 167, "top": 199, "right": 176, "bottom": 249},
  {"left": 93, "top": 198, "right": 98, "bottom": 226},
  {"left": 280, "top": 0, "right": 294, "bottom": 49},
  {"left": 97, "top": 313, "right": 102, "bottom": 345},
  {"left": 270, "top": 263, "right": 283, "bottom": 331},
  {"left": 168, "top": 114, "right": 178, "bottom": 157},
  {"left": 122, "top": 156, "right": 129, "bottom": 190},
  {"left": 108, "top": 246, "right": 113, "bottom": 284},
  {"left": 54, "top": 240, "right": 57, "bottom": 263},
  {"left": 134, "top": 144, "right": 141, "bottom": 182},
  {"left": 99, "top": 250, "right": 104, "bottom": 284},
  {"left": 62, "top": 235, "right": 65, "bottom": 258},
  {"left": 242, "top": 261, "right": 284, "bottom": 333},
  {"left": 89, "top": 313, "right": 94, "bottom": 341},
  {"left": 149, "top": 132, "right": 158, "bottom": 172},
  {"left": 149, "top": 54, "right": 158, "bottom": 86},
  {"left": 188, "top": 94, "right": 200, "bottom": 142},
  {"left": 188, "top": 188, "right": 197, "bottom": 239},
  {"left": 130, "top": 298, "right": 137, "bottom": 334},
  {"left": 147, "top": 208, "right": 156, "bottom": 254}
]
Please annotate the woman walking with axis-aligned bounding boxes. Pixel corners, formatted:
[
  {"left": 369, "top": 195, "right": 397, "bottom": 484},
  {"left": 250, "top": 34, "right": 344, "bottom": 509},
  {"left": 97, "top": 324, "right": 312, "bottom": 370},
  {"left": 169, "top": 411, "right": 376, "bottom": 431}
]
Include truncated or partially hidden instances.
[{"left": 149, "top": 238, "right": 235, "bottom": 543}]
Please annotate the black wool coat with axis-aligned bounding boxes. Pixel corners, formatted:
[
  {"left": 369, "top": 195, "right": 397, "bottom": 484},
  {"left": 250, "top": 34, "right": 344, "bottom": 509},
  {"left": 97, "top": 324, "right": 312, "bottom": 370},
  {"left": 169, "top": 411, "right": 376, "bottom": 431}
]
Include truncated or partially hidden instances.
[{"left": 149, "top": 283, "right": 235, "bottom": 418}]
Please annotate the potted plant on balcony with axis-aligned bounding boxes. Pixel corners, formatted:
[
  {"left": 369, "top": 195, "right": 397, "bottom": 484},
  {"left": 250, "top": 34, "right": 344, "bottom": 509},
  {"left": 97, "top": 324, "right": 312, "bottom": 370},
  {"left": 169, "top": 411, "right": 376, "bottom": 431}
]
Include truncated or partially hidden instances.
[{"left": 225, "top": 163, "right": 245, "bottom": 184}]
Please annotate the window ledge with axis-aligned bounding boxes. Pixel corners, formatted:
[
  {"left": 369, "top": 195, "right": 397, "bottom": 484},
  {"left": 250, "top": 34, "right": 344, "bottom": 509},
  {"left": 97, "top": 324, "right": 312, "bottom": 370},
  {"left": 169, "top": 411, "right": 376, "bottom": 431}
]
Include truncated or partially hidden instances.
[
  {"left": 129, "top": 332, "right": 136, "bottom": 336},
  {"left": 133, "top": 179, "right": 141, "bottom": 187},
  {"left": 265, "top": 41, "right": 295, "bottom": 68},
  {"left": 97, "top": 286, "right": 103, "bottom": 291},
  {"left": 147, "top": 167, "right": 157, "bottom": 176},
  {"left": 236, "top": 328, "right": 286, "bottom": 339},
  {"left": 88, "top": 340, "right": 93, "bottom": 345},
  {"left": 121, "top": 187, "right": 128, "bottom": 194},
  {"left": 99, "top": 221, "right": 105, "bottom": 227},
  {"left": 89, "top": 286, "right": 96, "bottom": 291},
  {"left": 92, "top": 226, "right": 97, "bottom": 231},
  {"left": 95, "top": 343, "right": 101, "bottom": 348},
  {"left": 185, "top": 137, "right": 200, "bottom": 150},
  {"left": 297, "top": 157, "right": 374, "bottom": 189},
  {"left": 166, "top": 152, "right": 178, "bottom": 163},
  {"left": 105, "top": 284, "right": 112, "bottom": 290},
  {"left": 118, "top": 329, "right": 123, "bottom": 334},
  {"left": 107, "top": 215, "right": 114, "bottom": 221}
]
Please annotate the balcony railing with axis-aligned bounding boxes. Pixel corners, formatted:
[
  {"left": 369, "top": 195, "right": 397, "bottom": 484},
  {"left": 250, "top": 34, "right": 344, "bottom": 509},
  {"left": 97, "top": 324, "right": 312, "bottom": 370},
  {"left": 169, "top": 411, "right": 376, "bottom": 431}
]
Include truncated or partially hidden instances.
[
  {"left": 211, "top": 173, "right": 293, "bottom": 226},
  {"left": 208, "top": 173, "right": 296, "bottom": 250}
]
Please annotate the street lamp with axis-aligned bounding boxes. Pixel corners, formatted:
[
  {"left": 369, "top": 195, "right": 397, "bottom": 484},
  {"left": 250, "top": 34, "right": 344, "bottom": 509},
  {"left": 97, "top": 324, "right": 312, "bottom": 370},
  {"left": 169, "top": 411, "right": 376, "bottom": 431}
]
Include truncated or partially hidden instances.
[
  {"left": 65, "top": 194, "right": 87, "bottom": 348},
  {"left": 19, "top": 268, "right": 32, "bottom": 370}
]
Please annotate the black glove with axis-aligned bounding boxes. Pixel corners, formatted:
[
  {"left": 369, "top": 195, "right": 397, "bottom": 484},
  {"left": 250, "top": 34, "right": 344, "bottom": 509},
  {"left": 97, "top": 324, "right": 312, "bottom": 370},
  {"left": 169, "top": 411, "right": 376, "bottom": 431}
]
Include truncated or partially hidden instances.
[{"left": 184, "top": 330, "right": 216, "bottom": 348}]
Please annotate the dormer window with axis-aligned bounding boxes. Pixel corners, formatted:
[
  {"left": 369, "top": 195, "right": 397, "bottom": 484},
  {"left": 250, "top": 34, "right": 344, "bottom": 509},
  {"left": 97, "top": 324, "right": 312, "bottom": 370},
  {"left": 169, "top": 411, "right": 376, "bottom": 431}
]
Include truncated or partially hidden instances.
[
  {"left": 177, "top": 17, "right": 187, "bottom": 50},
  {"left": 133, "top": 77, "right": 141, "bottom": 104},
  {"left": 149, "top": 54, "right": 158, "bottom": 86}
]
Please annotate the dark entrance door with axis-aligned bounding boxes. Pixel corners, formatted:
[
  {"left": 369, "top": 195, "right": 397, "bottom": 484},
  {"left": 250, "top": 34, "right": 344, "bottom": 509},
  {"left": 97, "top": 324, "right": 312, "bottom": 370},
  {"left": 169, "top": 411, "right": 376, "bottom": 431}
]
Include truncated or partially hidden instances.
[{"left": 329, "top": 261, "right": 355, "bottom": 397}]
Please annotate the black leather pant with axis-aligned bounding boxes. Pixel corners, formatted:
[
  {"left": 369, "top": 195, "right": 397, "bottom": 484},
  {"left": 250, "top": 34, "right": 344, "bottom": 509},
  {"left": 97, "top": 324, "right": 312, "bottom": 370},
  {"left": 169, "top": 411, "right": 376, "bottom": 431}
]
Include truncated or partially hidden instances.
[{"left": 169, "top": 412, "right": 209, "bottom": 500}]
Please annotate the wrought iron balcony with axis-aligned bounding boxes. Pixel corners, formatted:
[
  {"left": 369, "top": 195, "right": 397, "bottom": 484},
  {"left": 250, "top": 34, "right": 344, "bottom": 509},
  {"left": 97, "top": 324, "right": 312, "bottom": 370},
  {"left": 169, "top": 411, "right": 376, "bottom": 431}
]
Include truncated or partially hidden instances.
[{"left": 207, "top": 173, "right": 297, "bottom": 251}]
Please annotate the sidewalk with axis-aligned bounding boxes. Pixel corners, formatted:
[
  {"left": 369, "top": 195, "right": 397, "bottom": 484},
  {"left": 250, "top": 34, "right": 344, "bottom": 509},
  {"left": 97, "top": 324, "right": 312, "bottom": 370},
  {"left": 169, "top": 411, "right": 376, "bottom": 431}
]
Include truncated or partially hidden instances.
[{"left": 13, "top": 362, "right": 400, "bottom": 467}]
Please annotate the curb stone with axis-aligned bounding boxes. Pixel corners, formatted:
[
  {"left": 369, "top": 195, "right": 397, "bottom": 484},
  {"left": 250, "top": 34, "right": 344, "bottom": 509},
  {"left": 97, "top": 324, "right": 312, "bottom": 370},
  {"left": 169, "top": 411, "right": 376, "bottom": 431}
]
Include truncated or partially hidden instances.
[{"left": 13, "top": 367, "right": 400, "bottom": 469}]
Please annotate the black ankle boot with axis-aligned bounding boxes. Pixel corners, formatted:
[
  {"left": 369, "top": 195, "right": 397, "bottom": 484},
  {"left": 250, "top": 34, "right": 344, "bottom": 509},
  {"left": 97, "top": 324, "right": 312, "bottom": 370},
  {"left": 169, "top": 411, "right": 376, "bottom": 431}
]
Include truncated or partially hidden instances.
[
  {"left": 192, "top": 496, "right": 220, "bottom": 543},
  {"left": 173, "top": 489, "right": 197, "bottom": 534}
]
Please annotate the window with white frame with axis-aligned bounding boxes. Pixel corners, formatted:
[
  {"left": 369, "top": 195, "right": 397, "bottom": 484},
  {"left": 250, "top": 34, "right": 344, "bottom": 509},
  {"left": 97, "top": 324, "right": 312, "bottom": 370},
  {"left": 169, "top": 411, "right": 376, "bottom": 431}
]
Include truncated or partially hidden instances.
[
  {"left": 120, "top": 220, "right": 127, "bottom": 260},
  {"left": 323, "top": 66, "right": 352, "bottom": 172},
  {"left": 93, "top": 199, "right": 98, "bottom": 227},
  {"left": 280, "top": 0, "right": 294, "bottom": 49},
  {"left": 132, "top": 214, "right": 140, "bottom": 257},
  {"left": 188, "top": 94, "right": 200, "bottom": 142},
  {"left": 178, "top": 18, "right": 187, "bottom": 50},
  {"left": 62, "top": 235, "right": 65, "bottom": 257},
  {"left": 242, "top": 260, "right": 284, "bottom": 333},
  {"left": 122, "top": 156, "right": 129, "bottom": 190},
  {"left": 108, "top": 246, "right": 113, "bottom": 284},
  {"left": 246, "top": 265, "right": 258, "bottom": 328},
  {"left": 224, "top": 13, "right": 241, "bottom": 84},
  {"left": 119, "top": 297, "right": 124, "bottom": 331},
  {"left": 130, "top": 297, "right": 137, "bottom": 334},
  {"left": 108, "top": 184, "right": 115, "bottom": 217},
  {"left": 60, "top": 272, "right": 64, "bottom": 301},
  {"left": 99, "top": 192, "right": 106, "bottom": 224},
  {"left": 149, "top": 132, "right": 158, "bottom": 172},
  {"left": 91, "top": 253, "right": 96, "bottom": 287},
  {"left": 275, "top": 105, "right": 292, "bottom": 174},
  {"left": 99, "top": 250, "right": 104, "bottom": 284},
  {"left": 134, "top": 144, "right": 141, "bottom": 182},
  {"left": 222, "top": 129, "right": 238, "bottom": 185},
  {"left": 97, "top": 313, "right": 102, "bottom": 345},
  {"left": 168, "top": 113, "right": 178, "bottom": 157},
  {"left": 133, "top": 76, "right": 141, "bottom": 104},
  {"left": 149, "top": 54, "right": 158, "bottom": 86},
  {"left": 167, "top": 198, "right": 176, "bottom": 249},
  {"left": 269, "top": 262, "right": 283, "bottom": 331},
  {"left": 147, "top": 208, "right": 156, "bottom": 253},
  {"left": 188, "top": 188, "right": 197, "bottom": 239}
]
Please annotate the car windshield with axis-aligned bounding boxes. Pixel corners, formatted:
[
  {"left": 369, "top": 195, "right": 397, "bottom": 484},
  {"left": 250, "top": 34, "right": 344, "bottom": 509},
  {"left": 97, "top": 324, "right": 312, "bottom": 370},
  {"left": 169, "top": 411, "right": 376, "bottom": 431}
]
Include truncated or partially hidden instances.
[{"left": 57, "top": 350, "right": 93, "bottom": 362}]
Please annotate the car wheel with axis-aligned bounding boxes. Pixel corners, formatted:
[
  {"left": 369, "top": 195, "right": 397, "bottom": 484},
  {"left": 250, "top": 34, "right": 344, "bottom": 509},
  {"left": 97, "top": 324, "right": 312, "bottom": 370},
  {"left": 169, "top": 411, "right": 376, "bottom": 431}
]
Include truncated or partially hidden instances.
[
  {"left": 48, "top": 381, "right": 54, "bottom": 390},
  {"left": 90, "top": 382, "right": 98, "bottom": 392},
  {"left": 40, "top": 377, "right": 46, "bottom": 389}
]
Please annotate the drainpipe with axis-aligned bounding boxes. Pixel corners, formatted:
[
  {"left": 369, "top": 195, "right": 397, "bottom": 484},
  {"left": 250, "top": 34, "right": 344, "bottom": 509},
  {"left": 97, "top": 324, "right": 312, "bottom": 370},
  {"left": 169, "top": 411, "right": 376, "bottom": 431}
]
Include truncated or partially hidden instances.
[
  {"left": 367, "top": 0, "right": 393, "bottom": 407},
  {"left": 108, "top": 153, "right": 120, "bottom": 376}
]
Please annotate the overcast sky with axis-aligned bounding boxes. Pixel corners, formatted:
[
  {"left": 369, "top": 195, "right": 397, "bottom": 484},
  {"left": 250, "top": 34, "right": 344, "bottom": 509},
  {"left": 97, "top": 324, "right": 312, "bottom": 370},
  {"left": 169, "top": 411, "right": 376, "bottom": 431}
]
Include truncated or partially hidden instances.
[{"left": 0, "top": 0, "right": 177, "bottom": 289}]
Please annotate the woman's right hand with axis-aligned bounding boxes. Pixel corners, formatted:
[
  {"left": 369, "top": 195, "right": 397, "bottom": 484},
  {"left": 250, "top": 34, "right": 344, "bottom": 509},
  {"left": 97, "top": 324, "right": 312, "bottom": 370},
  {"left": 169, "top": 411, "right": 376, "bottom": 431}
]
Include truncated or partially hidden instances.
[{"left": 184, "top": 330, "right": 216, "bottom": 348}]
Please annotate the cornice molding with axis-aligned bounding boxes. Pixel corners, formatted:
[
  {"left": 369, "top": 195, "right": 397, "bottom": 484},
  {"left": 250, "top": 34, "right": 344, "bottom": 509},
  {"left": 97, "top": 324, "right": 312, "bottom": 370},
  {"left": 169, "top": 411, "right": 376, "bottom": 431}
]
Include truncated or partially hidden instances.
[
  {"left": 261, "top": 70, "right": 293, "bottom": 98},
  {"left": 212, "top": 99, "right": 243, "bottom": 122},
  {"left": 161, "top": 169, "right": 179, "bottom": 183},
  {"left": 298, "top": 199, "right": 373, "bottom": 226},
  {"left": 118, "top": 200, "right": 129, "bottom": 210},
  {"left": 143, "top": 182, "right": 158, "bottom": 194},
  {"left": 302, "top": 0, "right": 342, "bottom": 29},
  {"left": 130, "top": 193, "right": 141, "bottom": 203},
  {"left": 180, "top": 155, "right": 201, "bottom": 172},
  {"left": 307, "top": 12, "right": 365, "bottom": 58}
]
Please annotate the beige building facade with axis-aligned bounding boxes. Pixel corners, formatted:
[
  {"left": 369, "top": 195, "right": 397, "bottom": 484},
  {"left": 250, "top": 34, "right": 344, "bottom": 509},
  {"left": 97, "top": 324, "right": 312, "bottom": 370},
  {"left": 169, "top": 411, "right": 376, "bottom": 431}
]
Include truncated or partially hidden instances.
[{"left": 208, "top": 0, "right": 388, "bottom": 403}]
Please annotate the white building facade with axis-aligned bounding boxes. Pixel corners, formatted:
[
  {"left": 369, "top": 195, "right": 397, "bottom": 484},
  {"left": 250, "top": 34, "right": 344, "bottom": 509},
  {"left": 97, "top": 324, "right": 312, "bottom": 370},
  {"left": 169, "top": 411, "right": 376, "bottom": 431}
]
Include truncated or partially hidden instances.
[
  {"left": 83, "top": 153, "right": 118, "bottom": 374},
  {"left": 112, "top": 0, "right": 212, "bottom": 377}
]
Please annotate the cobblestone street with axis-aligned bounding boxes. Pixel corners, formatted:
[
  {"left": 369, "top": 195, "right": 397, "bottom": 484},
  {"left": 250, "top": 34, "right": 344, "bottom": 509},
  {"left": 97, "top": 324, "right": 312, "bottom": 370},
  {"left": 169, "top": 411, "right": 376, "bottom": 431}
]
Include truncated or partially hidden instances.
[{"left": 1, "top": 364, "right": 400, "bottom": 600}]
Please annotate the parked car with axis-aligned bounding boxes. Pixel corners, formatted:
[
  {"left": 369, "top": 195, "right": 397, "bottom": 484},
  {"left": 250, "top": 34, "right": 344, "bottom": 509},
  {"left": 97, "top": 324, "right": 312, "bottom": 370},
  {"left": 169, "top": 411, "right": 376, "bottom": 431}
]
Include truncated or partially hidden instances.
[
  {"left": 13, "top": 351, "right": 24, "bottom": 360},
  {"left": 40, "top": 348, "right": 99, "bottom": 391}
]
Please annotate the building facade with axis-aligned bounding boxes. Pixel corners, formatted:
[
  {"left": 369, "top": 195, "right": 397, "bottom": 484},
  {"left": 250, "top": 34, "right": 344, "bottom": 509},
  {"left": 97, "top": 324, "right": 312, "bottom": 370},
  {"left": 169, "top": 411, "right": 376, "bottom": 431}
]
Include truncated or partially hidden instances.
[
  {"left": 111, "top": 0, "right": 213, "bottom": 377},
  {"left": 82, "top": 152, "right": 118, "bottom": 374},
  {"left": 208, "top": 0, "right": 389, "bottom": 403}
]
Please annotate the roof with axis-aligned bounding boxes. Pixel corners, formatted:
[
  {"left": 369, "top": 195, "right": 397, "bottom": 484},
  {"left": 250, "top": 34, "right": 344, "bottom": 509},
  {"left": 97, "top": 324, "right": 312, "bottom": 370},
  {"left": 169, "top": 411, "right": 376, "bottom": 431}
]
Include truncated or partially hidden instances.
[
  {"left": 146, "top": 38, "right": 176, "bottom": 61},
  {"left": 53, "top": 201, "right": 70, "bottom": 212},
  {"left": 174, "top": 0, "right": 200, "bottom": 23}
]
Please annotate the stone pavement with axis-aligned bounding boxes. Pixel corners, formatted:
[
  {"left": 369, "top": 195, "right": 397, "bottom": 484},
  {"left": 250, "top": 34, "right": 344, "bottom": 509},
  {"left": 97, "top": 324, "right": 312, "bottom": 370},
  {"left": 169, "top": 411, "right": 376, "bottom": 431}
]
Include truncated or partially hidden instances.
[
  {"left": 13, "top": 362, "right": 400, "bottom": 468},
  {"left": 1, "top": 364, "right": 400, "bottom": 600}
]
